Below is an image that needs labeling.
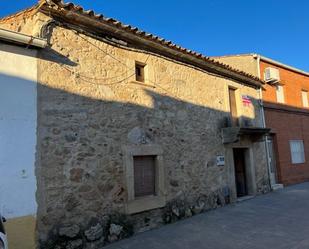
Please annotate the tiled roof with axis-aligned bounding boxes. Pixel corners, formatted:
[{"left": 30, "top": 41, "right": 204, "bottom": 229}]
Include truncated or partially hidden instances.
[{"left": 0, "top": 0, "right": 264, "bottom": 86}]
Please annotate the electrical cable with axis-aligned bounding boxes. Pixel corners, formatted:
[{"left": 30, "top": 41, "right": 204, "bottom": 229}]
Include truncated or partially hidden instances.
[
  {"left": 60, "top": 32, "right": 185, "bottom": 100},
  {"left": 77, "top": 73, "right": 136, "bottom": 86}
]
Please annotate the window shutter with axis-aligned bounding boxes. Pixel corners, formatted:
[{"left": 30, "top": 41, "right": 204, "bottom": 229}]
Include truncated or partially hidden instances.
[
  {"left": 228, "top": 88, "right": 238, "bottom": 126},
  {"left": 134, "top": 156, "right": 156, "bottom": 197}
]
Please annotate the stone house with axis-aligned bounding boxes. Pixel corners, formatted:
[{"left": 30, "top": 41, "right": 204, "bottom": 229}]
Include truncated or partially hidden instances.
[
  {"left": 0, "top": 28, "right": 46, "bottom": 248},
  {"left": 214, "top": 54, "right": 309, "bottom": 187},
  {"left": 1, "top": 1, "right": 270, "bottom": 248}
]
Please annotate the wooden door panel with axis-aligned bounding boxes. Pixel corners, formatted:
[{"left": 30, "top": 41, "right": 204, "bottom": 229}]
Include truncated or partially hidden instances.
[{"left": 134, "top": 156, "right": 156, "bottom": 197}]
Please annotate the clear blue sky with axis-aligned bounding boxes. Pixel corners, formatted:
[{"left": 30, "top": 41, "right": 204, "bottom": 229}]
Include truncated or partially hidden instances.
[{"left": 1, "top": 1, "right": 309, "bottom": 71}]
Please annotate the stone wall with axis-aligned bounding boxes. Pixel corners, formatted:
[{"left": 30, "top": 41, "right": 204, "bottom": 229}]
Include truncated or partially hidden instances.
[
  {"left": 213, "top": 55, "right": 259, "bottom": 77},
  {"left": 0, "top": 11, "right": 49, "bottom": 37},
  {"left": 1, "top": 13, "right": 270, "bottom": 248}
]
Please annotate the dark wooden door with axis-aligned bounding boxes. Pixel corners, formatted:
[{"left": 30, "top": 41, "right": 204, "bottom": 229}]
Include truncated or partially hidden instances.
[{"left": 233, "top": 148, "right": 248, "bottom": 197}]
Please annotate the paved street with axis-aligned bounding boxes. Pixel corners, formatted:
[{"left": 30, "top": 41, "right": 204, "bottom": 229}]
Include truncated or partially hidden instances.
[{"left": 105, "top": 183, "right": 309, "bottom": 249}]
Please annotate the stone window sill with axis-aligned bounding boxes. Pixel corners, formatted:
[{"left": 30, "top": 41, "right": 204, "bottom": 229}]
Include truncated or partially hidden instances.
[
  {"left": 129, "top": 80, "right": 154, "bottom": 88},
  {"left": 125, "top": 195, "right": 166, "bottom": 214}
]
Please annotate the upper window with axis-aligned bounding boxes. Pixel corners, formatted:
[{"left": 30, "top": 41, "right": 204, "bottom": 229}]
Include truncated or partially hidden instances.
[
  {"left": 133, "top": 155, "right": 156, "bottom": 198},
  {"left": 135, "top": 63, "right": 145, "bottom": 82},
  {"left": 302, "top": 90, "right": 308, "bottom": 108},
  {"left": 276, "top": 85, "right": 285, "bottom": 103},
  {"left": 290, "top": 140, "right": 305, "bottom": 164},
  {"left": 228, "top": 87, "right": 238, "bottom": 126}
]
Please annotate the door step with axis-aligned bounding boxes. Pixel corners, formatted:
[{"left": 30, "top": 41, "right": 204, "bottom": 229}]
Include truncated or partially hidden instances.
[
  {"left": 272, "top": 184, "right": 284, "bottom": 191},
  {"left": 237, "top": 195, "right": 255, "bottom": 202}
]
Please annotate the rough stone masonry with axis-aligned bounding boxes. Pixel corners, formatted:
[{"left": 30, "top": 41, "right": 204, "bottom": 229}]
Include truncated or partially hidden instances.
[{"left": 0, "top": 2, "right": 270, "bottom": 248}]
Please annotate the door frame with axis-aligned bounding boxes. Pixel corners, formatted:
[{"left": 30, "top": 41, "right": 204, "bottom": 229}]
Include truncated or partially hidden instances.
[
  {"left": 228, "top": 146, "right": 257, "bottom": 201},
  {"left": 233, "top": 148, "right": 248, "bottom": 197}
]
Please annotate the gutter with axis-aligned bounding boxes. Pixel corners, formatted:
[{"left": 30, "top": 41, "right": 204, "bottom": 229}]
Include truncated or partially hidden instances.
[{"left": 0, "top": 28, "right": 47, "bottom": 48}]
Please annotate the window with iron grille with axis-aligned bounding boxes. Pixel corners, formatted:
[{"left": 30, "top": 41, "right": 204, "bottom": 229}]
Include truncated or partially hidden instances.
[{"left": 133, "top": 155, "right": 156, "bottom": 197}]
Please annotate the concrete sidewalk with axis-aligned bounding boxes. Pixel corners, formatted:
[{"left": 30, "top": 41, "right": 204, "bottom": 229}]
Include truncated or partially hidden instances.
[{"left": 105, "top": 183, "right": 309, "bottom": 249}]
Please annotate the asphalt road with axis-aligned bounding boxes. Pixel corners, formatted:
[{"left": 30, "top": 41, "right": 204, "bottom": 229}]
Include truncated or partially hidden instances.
[{"left": 105, "top": 182, "right": 309, "bottom": 249}]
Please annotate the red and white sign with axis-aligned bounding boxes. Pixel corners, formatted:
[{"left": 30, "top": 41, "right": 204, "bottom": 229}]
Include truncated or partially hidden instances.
[{"left": 242, "top": 95, "right": 252, "bottom": 106}]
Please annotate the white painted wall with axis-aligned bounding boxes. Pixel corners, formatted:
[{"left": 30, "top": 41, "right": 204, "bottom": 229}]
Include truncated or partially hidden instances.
[{"left": 0, "top": 43, "right": 37, "bottom": 219}]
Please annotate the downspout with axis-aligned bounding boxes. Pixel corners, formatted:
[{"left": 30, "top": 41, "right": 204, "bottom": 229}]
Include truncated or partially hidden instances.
[{"left": 254, "top": 54, "right": 273, "bottom": 190}]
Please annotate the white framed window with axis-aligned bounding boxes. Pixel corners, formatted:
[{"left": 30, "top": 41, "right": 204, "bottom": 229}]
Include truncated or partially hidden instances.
[
  {"left": 302, "top": 90, "right": 308, "bottom": 107},
  {"left": 289, "top": 140, "right": 305, "bottom": 164},
  {"left": 276, "top": 85, "right": 285, "bottom": 103}
]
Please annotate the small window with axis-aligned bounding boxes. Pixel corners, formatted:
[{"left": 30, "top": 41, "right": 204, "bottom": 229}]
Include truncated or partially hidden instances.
[
  {"left": 134, "top": 155, "right": 156, "bottom": 197},
  {"left": 276, "top": 85, "right": 285, "bottom": 103},
  {"left": 290, "top": 140, "right": 305, "bottom": 164},
  {"left": 135, "top": 63, "right": 145, "bottom": 82},
  {"left": 302, "top": 90, "right": 308, "bottom": 107}
]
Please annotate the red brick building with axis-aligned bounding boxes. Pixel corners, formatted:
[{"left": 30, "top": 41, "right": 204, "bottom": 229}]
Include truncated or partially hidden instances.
[
  {"left": 214, "top": 54, "right": 309, "bottom": 186},
  {"left": 261, "top": 56, "right": 309, "bottom": 186}
]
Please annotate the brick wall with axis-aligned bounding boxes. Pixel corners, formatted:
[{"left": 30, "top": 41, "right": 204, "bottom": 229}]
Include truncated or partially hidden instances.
[
  {"left": 261, "top": 60, "right": 309, "bottom": 185},
  {"left": 260, "top": 61, "right": 309, "bottom": 107}
]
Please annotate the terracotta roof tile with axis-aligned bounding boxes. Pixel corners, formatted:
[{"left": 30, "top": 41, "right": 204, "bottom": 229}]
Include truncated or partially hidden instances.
[{"left": 0, "top": 0, "right": 263, "bottom": 85}]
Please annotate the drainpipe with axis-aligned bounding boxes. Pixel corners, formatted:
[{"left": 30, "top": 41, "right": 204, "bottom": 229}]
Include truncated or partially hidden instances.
[{"left": 254, "top": 54, "right": 272, "bottom": 190}]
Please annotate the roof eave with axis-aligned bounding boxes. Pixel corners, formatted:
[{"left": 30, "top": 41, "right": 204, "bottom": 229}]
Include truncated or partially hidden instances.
[
  {"left": 40, "top": 5, "right": 263, "bottom": 88},
  {"left": 256, "top": 55, "right": 309, "bottom": 77}
]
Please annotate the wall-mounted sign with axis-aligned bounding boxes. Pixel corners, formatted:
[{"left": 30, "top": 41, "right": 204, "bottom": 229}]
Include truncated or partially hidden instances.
[
  {"left": 242, "top": 95, "right": 252, "bottom": 106},
  {"left": 216, "top": 155, "right": 225, "bottom": 166}
]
